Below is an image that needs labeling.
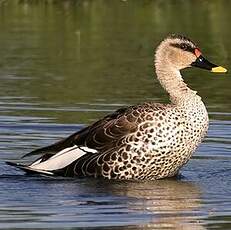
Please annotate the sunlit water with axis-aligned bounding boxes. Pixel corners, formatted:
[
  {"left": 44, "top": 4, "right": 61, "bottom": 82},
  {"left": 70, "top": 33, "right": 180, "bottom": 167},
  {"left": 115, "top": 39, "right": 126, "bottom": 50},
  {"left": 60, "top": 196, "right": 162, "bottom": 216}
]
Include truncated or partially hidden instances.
[{"left": 0, "top": 1, "right": 231, "bottom": 229}]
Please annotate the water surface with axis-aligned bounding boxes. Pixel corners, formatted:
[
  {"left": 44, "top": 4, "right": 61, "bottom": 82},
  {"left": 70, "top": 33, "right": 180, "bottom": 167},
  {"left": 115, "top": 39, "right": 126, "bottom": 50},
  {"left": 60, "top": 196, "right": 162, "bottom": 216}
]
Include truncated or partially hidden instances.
[{"left": 0, "top": 1, "right": 231, "bottom": 229}]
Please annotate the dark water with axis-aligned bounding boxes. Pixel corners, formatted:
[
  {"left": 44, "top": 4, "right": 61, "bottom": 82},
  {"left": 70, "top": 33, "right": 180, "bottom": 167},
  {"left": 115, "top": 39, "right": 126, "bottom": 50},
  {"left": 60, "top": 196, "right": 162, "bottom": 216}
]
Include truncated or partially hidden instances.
[{"left": 0, "top": 1, "right": 231, "bottom": 229}]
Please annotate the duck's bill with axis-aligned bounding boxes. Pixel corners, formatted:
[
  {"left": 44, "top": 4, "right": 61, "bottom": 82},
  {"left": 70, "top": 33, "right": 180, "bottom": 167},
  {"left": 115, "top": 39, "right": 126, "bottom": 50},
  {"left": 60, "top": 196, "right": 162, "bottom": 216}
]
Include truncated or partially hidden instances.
[{"left": 191, "top": 55, "right": 227, "bottom": 73}]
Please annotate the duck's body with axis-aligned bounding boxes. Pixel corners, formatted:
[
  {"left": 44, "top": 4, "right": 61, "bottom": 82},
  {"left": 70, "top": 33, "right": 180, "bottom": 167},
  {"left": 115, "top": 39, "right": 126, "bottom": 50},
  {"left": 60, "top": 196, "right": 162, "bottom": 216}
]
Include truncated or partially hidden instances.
[{"left": 7, "top": 34, "right": 226, "bottom": 180}]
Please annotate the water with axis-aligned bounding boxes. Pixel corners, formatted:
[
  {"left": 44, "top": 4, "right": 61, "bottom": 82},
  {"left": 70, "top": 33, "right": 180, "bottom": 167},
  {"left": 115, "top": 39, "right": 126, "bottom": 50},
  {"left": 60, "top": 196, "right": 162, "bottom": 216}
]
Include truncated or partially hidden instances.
[{"left": 0, "top": 1, "right": 231, "bottom": 229}]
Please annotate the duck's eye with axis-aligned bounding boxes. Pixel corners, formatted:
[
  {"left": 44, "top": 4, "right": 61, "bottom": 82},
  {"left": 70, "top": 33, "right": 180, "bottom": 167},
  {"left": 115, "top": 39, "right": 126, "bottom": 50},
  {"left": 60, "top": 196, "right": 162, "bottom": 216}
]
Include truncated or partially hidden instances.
[{"left": 180, "top": 44, "right": 187, "bottom": 50}]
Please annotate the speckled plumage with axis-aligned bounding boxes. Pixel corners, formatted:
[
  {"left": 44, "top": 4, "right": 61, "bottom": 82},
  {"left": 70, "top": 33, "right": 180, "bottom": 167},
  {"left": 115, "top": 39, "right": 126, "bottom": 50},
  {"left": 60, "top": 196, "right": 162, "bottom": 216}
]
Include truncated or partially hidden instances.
[
  {"left": 8, "top": 35, "right": 215, "bottom": 180},
  {"left": 60, "top": 97, "right": 208, "bottom": 179}
]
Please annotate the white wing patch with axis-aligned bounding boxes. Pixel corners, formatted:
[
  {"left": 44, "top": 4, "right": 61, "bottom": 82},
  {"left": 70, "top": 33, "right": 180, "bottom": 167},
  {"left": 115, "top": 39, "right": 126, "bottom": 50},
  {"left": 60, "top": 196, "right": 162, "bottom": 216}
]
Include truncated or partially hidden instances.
[
  {"left": 79, "top": 146, "right": 98, "bottom": 154},
  {"left": 29, "top": 145, "right": 97, "bottom": 171}
]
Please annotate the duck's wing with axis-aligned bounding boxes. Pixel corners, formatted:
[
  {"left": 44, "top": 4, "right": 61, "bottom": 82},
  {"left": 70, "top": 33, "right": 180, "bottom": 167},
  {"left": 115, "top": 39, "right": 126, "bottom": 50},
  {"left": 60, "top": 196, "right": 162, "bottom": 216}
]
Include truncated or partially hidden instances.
[
  {"left": 22, "top": 106, "right": 138, "bottom": 159},
  {"left": 8, "top": 105, "right": 142, "bottom": 175}
]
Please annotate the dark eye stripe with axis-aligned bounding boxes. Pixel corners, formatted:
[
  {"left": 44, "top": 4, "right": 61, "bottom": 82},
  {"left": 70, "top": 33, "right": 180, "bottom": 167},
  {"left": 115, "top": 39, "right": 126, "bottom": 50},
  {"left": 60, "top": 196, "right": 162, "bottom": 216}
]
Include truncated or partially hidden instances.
[{"left": 170, "top": 43, "right": 195, "bottom": 53}]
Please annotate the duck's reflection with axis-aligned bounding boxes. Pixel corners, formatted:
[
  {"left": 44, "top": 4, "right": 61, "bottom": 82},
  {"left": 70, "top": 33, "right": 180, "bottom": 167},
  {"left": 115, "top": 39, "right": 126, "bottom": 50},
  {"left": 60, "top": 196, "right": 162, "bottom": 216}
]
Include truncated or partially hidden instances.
[{"left": 92, "top": 178, "right": 206, "bottom": 230}]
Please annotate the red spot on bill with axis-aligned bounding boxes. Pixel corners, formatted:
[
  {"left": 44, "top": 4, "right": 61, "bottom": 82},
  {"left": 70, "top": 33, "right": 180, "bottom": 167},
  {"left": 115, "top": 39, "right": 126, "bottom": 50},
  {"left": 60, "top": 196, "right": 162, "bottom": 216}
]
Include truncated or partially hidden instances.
[{"left": 194, "top": 48, "right": 202, "bottom": 58}]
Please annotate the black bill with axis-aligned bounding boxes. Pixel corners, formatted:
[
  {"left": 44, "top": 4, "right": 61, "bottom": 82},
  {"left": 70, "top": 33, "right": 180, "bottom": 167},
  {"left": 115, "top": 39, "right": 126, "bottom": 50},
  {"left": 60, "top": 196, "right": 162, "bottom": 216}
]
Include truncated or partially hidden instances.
[{"left": 191, "top": 55, "right": 227, "bottom": 73}]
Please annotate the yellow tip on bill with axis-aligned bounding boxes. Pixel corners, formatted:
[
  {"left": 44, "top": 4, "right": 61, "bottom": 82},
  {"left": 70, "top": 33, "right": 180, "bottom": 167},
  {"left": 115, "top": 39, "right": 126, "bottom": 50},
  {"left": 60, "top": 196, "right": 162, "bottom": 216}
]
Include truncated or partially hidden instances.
[{"left": 211, "top": 66, "right": 227, "bottom": 73}]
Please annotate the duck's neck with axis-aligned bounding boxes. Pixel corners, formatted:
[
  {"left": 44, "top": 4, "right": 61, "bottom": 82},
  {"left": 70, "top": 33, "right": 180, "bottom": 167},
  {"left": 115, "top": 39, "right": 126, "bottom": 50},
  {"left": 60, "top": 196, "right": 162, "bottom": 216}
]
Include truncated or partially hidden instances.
[{"left": 155, "top": 61, "right": 197, "bottom": 104}]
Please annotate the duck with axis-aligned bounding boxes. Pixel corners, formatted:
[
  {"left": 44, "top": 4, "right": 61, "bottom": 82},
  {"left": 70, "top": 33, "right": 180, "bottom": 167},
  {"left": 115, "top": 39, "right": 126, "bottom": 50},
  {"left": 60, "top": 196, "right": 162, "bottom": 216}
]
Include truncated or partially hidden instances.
[{"left": 7, "top": 34, "right": 227, "bottom": 180}]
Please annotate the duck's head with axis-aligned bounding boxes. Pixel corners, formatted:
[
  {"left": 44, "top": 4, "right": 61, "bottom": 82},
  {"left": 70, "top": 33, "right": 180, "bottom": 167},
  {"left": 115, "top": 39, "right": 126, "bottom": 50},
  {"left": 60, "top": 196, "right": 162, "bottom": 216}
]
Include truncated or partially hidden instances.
[{"left": 155, "top": 34, "right": 227, "bottom": 73}]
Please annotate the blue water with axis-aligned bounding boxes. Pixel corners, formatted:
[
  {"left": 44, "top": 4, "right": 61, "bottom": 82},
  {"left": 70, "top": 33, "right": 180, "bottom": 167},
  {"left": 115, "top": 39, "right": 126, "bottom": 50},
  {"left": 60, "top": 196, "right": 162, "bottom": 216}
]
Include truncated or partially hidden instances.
[{"left": 0, "top": 109, "right": 231, "bottom": 229}]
